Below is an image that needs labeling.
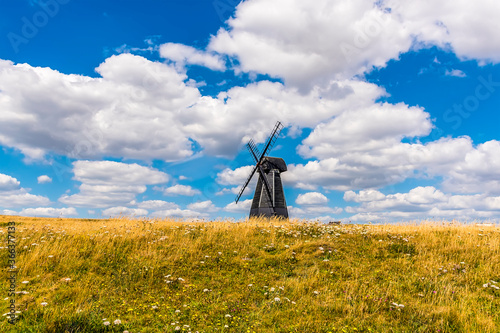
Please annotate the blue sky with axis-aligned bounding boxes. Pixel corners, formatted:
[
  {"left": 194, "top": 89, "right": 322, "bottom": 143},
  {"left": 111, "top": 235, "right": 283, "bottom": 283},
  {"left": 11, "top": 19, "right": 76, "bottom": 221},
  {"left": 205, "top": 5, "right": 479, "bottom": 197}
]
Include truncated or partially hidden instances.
[{"left": 1, "top": 0, "right": 500, "bottom": 222}]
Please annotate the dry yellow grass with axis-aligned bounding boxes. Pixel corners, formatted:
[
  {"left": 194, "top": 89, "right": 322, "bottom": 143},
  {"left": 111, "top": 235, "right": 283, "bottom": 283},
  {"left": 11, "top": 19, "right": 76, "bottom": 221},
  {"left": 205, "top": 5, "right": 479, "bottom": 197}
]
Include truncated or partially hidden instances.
[{"left": 0, "top": 215, "right": 499, "bottom": 332}]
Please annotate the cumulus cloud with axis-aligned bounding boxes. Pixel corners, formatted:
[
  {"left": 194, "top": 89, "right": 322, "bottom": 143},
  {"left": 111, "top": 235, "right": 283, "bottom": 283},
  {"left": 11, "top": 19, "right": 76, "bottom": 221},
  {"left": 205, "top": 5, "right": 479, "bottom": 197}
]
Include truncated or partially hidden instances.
[
  {"left": 2, "top": 209, "right": 18, "bottom": 216},
  {"left": 296, "top": 192, "right": 328, "bottom": 205},
  {"left": 210, "top": 0, "right": 500, "bottom": 88},
  {"left": 0, "top": 55, "right": 380, "bottom": 161},
  {"left": 445, "top": 69, "right": 466, "bottom": 78},
  {"left": 37, "top": 175, "right": 52, "bottom": 184},
  {"left": 344, "top": 190, "right": 385, "bottom": 203},
  {"left": 137, "top": 200, "right": 179, "bottom": 210},
  {"left": 20, "top": 207, "right": 77, "bottom": 217},
  {"left": 159, "top": 43, "right": 225, "bottom": 70},
  {"left": 224, "top": 199, "right": 252, "bottom": 213},
  {"left": 59, "top": 161, "right": 169, "bottom": 208},
  {"left": 217, "top": 165, "right": 255, "bottom": 186},
  {"left": 298, "top": 102, "right": 432, "bottom": 159},
  {"left": 345, "top": 186, "right": 500, "bottom": 222},
  {"left": 0, "top": 173, "right": 50, "bottom": 208},
  {"left": 0, "top": 174, "right": 20, "bottom": 191},
  {"left": 0, "top": 54, "right": 198, "bottom": 161},
  {"left": 0, "top": 191, "right": 50, "bottom": 208},
  {"left": 386, "top": 0, "right": 500, "bottom": 63},
  {"left": 187, "top": 200, "right": 219, "bottom": 213},
  {"left": 163, "top": 185, "right": 201, "bottom": 196},
  {"left": 185, "top": 79, "right": 384, "bottom": 157},
  {"left": 288, "top": 134, "right": 480, "bottom": 192},
  {"left": 150, "top": 208, "right": 208, "bottom": 218},
  {"left": 209, "top": 0, "right": 412, "bottom": 88},
  {"left": 442, "top": 140, "right": 500, "bottom": 195},
  {"left": 102, "top": 206, "right": 149, "bottom": 217}
]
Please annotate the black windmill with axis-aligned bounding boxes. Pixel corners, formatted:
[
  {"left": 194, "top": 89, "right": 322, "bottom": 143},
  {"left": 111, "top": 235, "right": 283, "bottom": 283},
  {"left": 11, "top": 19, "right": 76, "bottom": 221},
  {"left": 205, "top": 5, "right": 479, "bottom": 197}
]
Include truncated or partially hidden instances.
[{"left": 235, "top": 121, "right": 288, "bottom": 219}]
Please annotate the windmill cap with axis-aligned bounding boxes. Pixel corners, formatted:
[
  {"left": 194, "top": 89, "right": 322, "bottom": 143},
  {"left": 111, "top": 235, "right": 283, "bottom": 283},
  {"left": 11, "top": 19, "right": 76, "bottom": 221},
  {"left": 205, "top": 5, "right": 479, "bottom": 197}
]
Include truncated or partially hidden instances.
[{"left": 261, "top": 156, "right": 287, "bottom": 172}]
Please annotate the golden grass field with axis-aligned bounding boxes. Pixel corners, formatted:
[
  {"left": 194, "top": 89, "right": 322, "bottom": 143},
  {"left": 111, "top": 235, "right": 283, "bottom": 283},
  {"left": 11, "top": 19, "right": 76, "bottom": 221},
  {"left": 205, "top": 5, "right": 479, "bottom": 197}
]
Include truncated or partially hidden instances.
[{"left": 0, "top": 215, "right": 499, "bottom": 332}]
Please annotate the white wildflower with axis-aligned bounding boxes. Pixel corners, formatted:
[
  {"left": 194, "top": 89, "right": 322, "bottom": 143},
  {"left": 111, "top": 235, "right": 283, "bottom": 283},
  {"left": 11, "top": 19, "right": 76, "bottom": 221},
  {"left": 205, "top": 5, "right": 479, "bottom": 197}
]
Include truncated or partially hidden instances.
[
  {"left": 103, "top": 321, "right": 110, "bottom": 326},
  {"left": 41, "top": 302, "right": 48, "bottom": 306},
  {"left": 113, "top": 319, "right": 121, "bottom": 325}
]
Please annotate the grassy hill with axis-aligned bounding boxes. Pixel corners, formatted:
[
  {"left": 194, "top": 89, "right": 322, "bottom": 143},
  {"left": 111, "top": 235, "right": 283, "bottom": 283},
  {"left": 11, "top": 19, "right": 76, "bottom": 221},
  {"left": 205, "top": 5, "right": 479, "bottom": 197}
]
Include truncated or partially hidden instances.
[{"left": 0, "top": 215, "right": 499, "bottom": 332}]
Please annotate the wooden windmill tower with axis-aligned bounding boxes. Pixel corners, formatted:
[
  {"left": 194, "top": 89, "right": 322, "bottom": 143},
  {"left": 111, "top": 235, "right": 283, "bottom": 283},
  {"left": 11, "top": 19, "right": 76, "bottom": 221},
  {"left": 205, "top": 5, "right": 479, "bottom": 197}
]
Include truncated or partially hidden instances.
[{"left": 235, "top": 121, "right": 288, "bottom": 219}]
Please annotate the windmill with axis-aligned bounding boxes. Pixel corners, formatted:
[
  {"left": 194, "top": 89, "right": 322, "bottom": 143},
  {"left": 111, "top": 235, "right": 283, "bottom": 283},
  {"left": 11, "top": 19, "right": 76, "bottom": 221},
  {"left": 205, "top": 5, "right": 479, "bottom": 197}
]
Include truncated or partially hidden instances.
[{"left": 235, "top": 121, "right": 288, "bottom": 219}]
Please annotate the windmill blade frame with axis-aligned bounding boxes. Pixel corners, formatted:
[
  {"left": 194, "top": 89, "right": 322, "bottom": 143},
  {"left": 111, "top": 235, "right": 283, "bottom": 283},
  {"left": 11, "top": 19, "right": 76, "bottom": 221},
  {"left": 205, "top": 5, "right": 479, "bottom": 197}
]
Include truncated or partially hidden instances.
[
  {"left": 247, "top": 139, "right": 260, "bottom": 163},
  {"left": 235, "top": 164, "right": 258, "bottom": 203},
  {"left": 257, "top": 121, "right": 283, "bottom": 162},
  {"left": 234, "top": 121, "right": 285, "bottom": 204}
]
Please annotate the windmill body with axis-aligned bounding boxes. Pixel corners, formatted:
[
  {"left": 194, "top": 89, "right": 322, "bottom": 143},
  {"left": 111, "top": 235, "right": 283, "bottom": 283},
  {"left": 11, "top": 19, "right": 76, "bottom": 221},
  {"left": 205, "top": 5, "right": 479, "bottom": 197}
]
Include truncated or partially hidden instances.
[
  {"left": 250, "top": 156, "right": 288, "bottom": 218},
  {"left": 235, "top": 121, "right": 289, "bottom": 219}
]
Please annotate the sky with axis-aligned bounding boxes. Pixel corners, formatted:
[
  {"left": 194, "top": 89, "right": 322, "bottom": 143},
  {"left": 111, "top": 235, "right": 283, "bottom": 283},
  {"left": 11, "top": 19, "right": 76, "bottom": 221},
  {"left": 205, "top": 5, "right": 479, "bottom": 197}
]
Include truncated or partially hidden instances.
[{"left": 1, "top": 0, "right": 500, "bottom": 222}]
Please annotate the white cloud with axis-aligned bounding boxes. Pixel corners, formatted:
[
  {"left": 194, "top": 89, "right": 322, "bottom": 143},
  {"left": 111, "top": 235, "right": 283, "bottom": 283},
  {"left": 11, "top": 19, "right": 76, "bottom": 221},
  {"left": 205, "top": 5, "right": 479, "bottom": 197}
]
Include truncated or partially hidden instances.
[
  {"left": 224, "top": 199, "right": 252, "bottom": 213},
  {"left": 59, "top": 160, "right": 169, "bottom": 208},
  {"left": 287, "top": 205, "right": 306, "bottom": 217},
  {"left": 0, "top": 173, "right": 50, "bottom": 208},
  {"left": 345, "top": 186, "right": 500, "bottom": 222},
  {"left": 2, "top": 209, "right": 18, "bottom": 216},
  {"left": 159, "top": 43, "right": 225, "bottom": 70},
  {"left": 20, "top": 207, "right": 77, "bottom": 217},
  {"left": 210, "top": 0, "right": 500, "bottom": 88},
  {"left": 37, "top": 175, "right": 52, "bottom": 184},
  {"left": 187, "top": 200, "right": 219, "bottom": 213},
  {"left": 163, "top": 185, "right": 201, "bottom": 196},
  {"left": 442, "top": 140, "right": 500, "bottom": 195},
  {"left": 0, "top": 192, "right": 51, "bottom": 208},
  {"left": 344, "top": 190, "right": 385, "bottom": 203},
  {"left": 0, "top": 52, "right": 392, "bottom": 161},
  {"left": 0, "top": 173, "right": 20, "bottom": 191},
  {"left": 209, "top": 0, "right": 412, "bottom": 88},
  {"left": 137, "top": 200, "right": 179, "bottom": 210},
  {"left": 150, "top": 208, "right": 208, "bottom": 218},
  {"left": 296, "top": 192, "right": 328, "bottom": 205},
  {"left": 185, "top": 79, "right": 384, "bottom": 156},
  {"left": 445, "top": 69, "right": 466, "bottom": 78},
  {"left": 217, "top": 165, "right": 255, "bottom": 186},
  {"left": 298, "top": 102, "right": 432, "bottom": 159},
  {"left": 386, "top": 0, "right": 500, "bottom": 63},
  {"left": 102, "top": 206, "right": 149, "bottom": 217},
  {"left": 0, "top": 54, "right": 198, "bottom": 161}
]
